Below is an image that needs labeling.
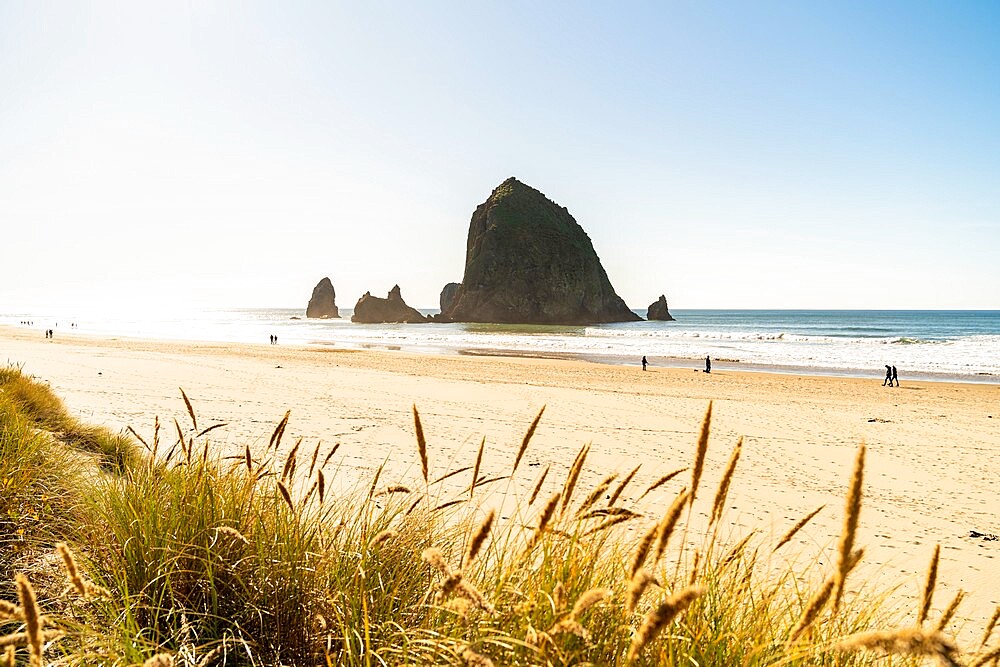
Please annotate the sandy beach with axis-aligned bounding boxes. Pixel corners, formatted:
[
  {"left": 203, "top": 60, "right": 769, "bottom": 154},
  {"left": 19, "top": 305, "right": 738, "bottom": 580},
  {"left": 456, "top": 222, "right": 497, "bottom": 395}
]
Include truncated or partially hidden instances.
[{"left": 2, "top": 324, "right": 998, "bottom": 637}]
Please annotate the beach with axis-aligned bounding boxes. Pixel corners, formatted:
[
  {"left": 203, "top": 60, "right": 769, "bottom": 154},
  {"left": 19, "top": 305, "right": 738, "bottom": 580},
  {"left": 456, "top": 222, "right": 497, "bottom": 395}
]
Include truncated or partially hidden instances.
[{"left": 3, "top": 324, "right": 998, "bottom": 636}]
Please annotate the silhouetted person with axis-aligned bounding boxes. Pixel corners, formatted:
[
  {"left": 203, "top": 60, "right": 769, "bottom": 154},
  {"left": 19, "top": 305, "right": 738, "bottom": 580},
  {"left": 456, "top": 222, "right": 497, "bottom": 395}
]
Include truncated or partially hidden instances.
[
  {"left": 705, "top": 355, "right": 711, "bottom": 373},
  {"left": 641, "top": 356, "right": 648, "bottom": 371},
  {"left": 883, "top": 365, "right": 891, "bottom": 386},
  {"left": 891, "top": 365, "right": 898, "bottom": 387}
]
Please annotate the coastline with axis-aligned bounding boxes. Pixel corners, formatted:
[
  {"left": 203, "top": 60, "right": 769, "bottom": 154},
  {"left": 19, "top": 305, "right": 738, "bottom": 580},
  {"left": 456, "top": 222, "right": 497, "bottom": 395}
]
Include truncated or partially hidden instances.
[
  {"left": 2, "top": 324, "right": 998, "bottom": 637},
  {"left": 452, "top": 346, "right": 1000, "bottom": 385},
  {"left": 5, "top": 318, "right": 998, "bottom": 385}
]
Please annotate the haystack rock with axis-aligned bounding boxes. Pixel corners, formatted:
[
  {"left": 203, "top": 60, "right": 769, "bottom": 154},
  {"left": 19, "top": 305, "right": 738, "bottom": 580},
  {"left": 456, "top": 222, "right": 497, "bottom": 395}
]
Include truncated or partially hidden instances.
[
  {"left": 439, "top": 282, "right": 461, "bottom": 314},
  {"left": 646, "top": 295, "right": 675, "bottom": 321},
  {"left": 306, "top": 277, "right": 340, "bottom": 318},
  {"left": 441, "top": 177, "right": 641, "bottom": 325},
  {"left": 352, "top": 285, "right": 428, "bottom": 323}
]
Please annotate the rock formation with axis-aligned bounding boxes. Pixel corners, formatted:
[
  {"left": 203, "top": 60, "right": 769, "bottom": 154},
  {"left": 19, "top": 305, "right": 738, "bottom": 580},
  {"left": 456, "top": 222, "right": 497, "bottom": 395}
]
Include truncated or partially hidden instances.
[
  {"left": 440, "top": 177, "right": 641, "bottom": 325},
  {"left": 306, "top": 277, "right": 340, "bottom": 318},
  {"left": 646, "top": 295, "right": 675, "bottom": 321},
  {"left": 439, "top": 282, "right": 461, "bottom": 314},
  {"left": 352, "top": 285, "right": 428, "bottom": 323}
]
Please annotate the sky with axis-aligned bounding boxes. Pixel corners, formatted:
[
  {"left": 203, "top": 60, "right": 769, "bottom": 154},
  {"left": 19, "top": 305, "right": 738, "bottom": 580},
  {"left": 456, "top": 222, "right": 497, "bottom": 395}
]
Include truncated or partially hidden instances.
[{"left": 1, "top": 1, "right": 998, "bottom": 312}]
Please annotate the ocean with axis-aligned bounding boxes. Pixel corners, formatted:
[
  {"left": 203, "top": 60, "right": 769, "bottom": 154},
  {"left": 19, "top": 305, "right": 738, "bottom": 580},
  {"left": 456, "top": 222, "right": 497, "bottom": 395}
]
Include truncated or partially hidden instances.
[{"left": 3, "top": 308, "right": 999, "bottom": 384}]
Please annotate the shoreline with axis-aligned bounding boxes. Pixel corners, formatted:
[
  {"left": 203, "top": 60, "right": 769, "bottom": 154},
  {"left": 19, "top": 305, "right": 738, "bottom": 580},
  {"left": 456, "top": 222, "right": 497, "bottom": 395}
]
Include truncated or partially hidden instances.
[
  {"left": 5, "top": 322, "right": 997, "bottom": 386},
  {"left": 2, "top": 324, "right": 998, "bottom": 637}
]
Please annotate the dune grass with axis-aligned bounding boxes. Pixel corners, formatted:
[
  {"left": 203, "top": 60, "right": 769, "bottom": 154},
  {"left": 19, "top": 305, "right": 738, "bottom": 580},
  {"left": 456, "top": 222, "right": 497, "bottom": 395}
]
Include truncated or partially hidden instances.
[
  {"left": 1, "top": 368, "right": 998, "bottom": 666},
  {"left": 0, "top": 366, "right": 139, "bottom": 473}
]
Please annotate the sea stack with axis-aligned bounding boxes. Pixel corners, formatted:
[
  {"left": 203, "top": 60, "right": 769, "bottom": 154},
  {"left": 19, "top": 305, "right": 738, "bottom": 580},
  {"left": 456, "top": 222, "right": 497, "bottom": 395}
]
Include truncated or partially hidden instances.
[
  {"left": 440, "top": 177, "right": 641, "bottom": 325},
  {"left": 439, "top": 282, "right": 461, "bottom": 314},
  {"left": 646, "top": 295, "right": 675, "bottom": 321},
  {"left": 306, "top": 277, "right": 340, "bottom": 318},
  {"left": 352, "top": 285, "right": 428, "bottom": 323}
]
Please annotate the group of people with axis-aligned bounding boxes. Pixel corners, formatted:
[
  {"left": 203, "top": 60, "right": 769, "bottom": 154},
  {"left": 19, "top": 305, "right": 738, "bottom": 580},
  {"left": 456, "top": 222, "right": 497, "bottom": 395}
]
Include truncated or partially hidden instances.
[
  {"left": 43, "top": 329, "right": 54, "bottom": 339},
  {"left": 269, "top": 334, "right": 279, "bottom": 345},
  {"left": 883, "top": 365, "right": 899, "bottom": 386}
]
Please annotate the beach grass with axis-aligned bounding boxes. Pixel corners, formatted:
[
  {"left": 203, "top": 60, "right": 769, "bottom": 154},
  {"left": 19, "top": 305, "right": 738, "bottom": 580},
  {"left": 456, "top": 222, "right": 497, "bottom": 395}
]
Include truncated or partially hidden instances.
[{"left": 1, "top": 367, "right": 998, "bottom": 665}]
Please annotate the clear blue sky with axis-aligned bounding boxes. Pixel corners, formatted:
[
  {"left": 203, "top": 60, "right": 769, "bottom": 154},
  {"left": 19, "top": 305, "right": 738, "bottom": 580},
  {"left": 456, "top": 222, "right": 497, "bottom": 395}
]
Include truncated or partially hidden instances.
[{"left": 1, "top": 1, "right": 997, "bottom": 311}]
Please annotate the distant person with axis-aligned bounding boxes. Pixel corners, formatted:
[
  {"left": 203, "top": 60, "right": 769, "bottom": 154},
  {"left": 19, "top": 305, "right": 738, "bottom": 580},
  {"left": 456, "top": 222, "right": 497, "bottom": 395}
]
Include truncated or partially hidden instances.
[
  {"left": 269, "top": 334, "right": 274, "bottom": 344},
  {"left": 641, "top": 355, "right": 648, "bottom": 371},
  {"left": 273, "top": 335, "right": 278, "bottom": 345},
  {"left": 883, "top": 365, "right": 892, "bottom": 386},
  {"left": 705, "top": 355, "right": 711, "bottom": 374},
  {"left": 891, "top": 365, "right": 898, "bottom": 387}
]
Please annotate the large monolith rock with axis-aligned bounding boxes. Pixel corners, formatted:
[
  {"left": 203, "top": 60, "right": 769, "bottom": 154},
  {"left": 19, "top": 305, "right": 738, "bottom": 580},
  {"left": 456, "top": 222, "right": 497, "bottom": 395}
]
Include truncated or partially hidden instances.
[
  {"left": 306, "top": 277, "right": 340, "bottom": 318},
  {"left": 352, "top": 285, "right": 428, "bottom": 323},
  {"left": 441, "top": 178, "right": 641, "bottom": 325},
  {"left": 646, "top": 295, "right": 675, "bottom": 321}
]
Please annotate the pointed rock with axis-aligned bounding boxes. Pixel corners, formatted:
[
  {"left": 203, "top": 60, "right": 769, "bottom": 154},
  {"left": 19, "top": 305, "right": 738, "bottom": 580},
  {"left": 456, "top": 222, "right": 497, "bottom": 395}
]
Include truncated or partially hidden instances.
[
  {"left": 439, "top": 282, "right": 461, "bottom": 314},
  {"left": 646, "top": 295, "right": 675, "bottom": 321},
  {"left": 442, "top": 178, "right": 640, "bottom": 325},
  {"left": 352, "top": 285, "right": 428, "bottom": 323},
  {"left": 306, "top": 277, "right": 340, "bottom": 318}
]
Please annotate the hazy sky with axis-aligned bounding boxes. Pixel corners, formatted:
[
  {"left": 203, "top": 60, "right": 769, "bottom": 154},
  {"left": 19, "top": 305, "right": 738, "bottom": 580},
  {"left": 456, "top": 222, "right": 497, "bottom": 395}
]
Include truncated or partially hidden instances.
[{"left": 1, "top": 1, "right": 997, "bottom": 312}]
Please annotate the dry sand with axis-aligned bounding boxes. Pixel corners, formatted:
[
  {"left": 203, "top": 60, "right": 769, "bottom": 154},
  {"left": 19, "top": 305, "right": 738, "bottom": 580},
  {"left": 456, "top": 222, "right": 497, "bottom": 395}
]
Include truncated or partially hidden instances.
[{"left": 3, "top": 325, "right": 998, "bottom": 640}]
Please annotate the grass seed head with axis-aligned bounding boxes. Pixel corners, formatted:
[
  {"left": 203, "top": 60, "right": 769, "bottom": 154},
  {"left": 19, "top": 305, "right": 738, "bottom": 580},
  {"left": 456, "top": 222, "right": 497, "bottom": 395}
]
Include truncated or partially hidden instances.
[
  {"left": 512, "top": 405, "right": 545, "bottom": 475},
  {"left": 981, "top": 606, "right": 1000, "bottom": 649},
  {"left": 470, "top": 437, "right": 484, "bottom": 499},
  {"left": 560, "top": 443, "right": 590, "bottom": 516},
  {"left": 936, "top": 589, "right": 966, "bottom": 632},
  {"left": 371, "top": 530, "right": 397, "bottom": 548},
  {"left": 835, "top": 628, "right": 960, "bottom": 667},
  {"left": 626, "top": 569, "right": 657, "bottom": 613},
  {"left": 15, "top": 573, "right": 42, "bottom": 667},
  {"left": 528, "top": 464, "right": 549, "bottom": 506},
  {"left": 571, "top": 588, "right": 611, "bottom": 619},
  {"left": 788, "top": 576, "right": 835, "bottom": 644},
  {"left": 653, "top": 488, "right": 689, "bottom": 564},
  {"left": 710, "top": 437, "right": 742, "bottom": 526},
  {"left": 687, "top": 550, "right": 701, "bottom": 587},
  {"left": 637, "top": 467, "right": 687, "bottom": 503},
  {"left": 919, "top": 544, "right": 941, "bottom": 625},
  {"left": 627, "top": 586, "right": 704, "bottom": 663},
  {"left": 773, "top": 505, "right": 825, "bottom": 553},
  {"left": 413, "top": 404, "right": 428, "bottom": 483},
  {"left": 56, "top": 542, "right": 87, "bottom": 597},
  {"left": 422, "top": 548, "right": 452, "bottom": 577},
  {"left": 576, "top": 473, "right": 618, "bottom": 517},
  {"left": 464, "top": 509, "right": 495, "bottom": 568},
  {"left": 608, "top": 464, "right": 641, "bottom": 506},
  {"left": 630, "top": 521, "right": 659, "bottom": 578},
  {"left": 833, "top": 443, "right": 865, "bottom": 612},
  {"left": 462, "top": 646, "right": 495, "bottom": 667},
  {"left": 689, "top": 401, "right": 713, "bottom": 506}
]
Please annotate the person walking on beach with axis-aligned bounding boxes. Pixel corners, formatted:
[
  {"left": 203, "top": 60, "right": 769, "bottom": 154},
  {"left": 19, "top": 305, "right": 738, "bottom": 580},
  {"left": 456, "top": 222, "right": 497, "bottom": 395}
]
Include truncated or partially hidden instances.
[
  {"left": 705, "top": 355, "right": 711, "bottom": 373},
  {"left": 891, "top": 365, "right": 898, "bottom": 387},
  {"left": 641, "top": 355, "right": 648, "bottom": 371},
  {"left": 883, "top": 365, "right": 892, "bottom": 386}
]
